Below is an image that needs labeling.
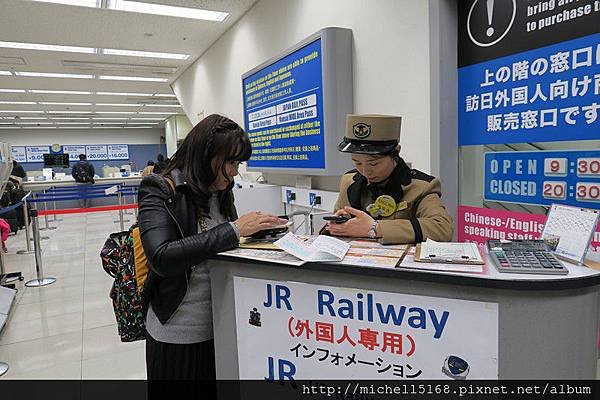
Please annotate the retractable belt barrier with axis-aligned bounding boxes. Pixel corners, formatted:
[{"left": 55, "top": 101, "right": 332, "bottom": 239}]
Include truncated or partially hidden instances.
[{"left": 0, "top": 201, "right": 23, "bottom": 215}]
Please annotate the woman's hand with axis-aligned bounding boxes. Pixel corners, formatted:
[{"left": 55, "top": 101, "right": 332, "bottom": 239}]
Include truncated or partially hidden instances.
[
  {"left": 326, "top": 206, "right": 375, "bottom": 238},
  {"left": 234, "top": 212, "right": 288, "bottom": 237}
]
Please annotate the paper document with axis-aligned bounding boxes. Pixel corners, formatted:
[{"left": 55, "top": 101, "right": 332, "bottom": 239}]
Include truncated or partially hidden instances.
[
  {"left": 275, "top": 233, "right": 350, "bottom": 262},
  {"left": 401, "top": 248, "right": 484, "bottom": 273},
  {"left": 419, "top": 239, "right": 482, "bottom": 262},
  {"left": 219, "top": 248, "right": 306, "bottom": 266}
]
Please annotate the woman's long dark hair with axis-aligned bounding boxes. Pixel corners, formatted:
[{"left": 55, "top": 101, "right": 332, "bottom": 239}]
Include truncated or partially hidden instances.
[{"left": 162, "top": 114, "right": 251, "bottom": 219}]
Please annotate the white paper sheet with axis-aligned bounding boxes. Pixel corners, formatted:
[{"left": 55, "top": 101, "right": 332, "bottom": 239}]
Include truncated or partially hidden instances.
[{"left": 275, "top": 233, "right": 350, "bottom": 262}]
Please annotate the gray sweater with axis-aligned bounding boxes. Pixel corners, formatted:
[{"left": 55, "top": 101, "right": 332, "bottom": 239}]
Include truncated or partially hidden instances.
[{"left": 145, "top": 193, "right": 238, "bottom": 344}]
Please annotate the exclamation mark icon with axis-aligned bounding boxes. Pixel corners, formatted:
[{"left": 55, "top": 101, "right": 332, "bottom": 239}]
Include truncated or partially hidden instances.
[{"left": 486, "top": 0, "right": 495, "bottom": 36}]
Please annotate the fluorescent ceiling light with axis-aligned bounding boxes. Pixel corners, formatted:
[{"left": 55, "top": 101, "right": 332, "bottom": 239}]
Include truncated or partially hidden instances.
[
  {"left": 0, "top": 101, "right": 37, "bottom": 105},
  {"left": 58, "top": 122, "right": 91, "bottom": 125},
  {"left": 0, "top": 71, "right": 12, "bottom": 76},
  {"left": 104, "top": 48, "right": 189, "bottom": 60},
  {"left": 52, "top": 117, "right": 89, "bottom": 120},
  {"left": 18, "top": 122, "right": 54, "bottom": 125},
  {"left": 32, "top": 0, "right": 100, "bottom": 8},
  {"left": 0, "top": 89, "right": 26, "bottom": 93},
  {"left": 137, "top": 111, "right": 171, "bottom": 115},
  {"left": 99, "top": 75, "right": 168, "bottom": 82},
  {"left": 107, "top": 0, "right": 228, "bottom": 22},
  {"left": 47, "top": 110, "right": 92, "bottom": 114},
  {"left": 145, "top": 104, "right": 181, "bottom": 108},
  {"left": 20, "top": 117, "right": 48, "bottom": 120},
  {"left": 96, "top": 103, "right": 142, "bottom": 107},
  {"left": 153, "top": 94, "right": 176, "bottom": 98},
  {"left": 40, "top": 101, "right": 93, "bottom": 105},
  {"left": 31, "top": 89, "right": 92, "bottom": 95},
  {"left": 130, "top": 117, "right": 164, "bottom": 120},
  {"left": 0, "top": 40, "right": 95, "bottom": 54},
  {"left": 96, "top": 111, "right": 136, "bottom": 114},
  {"left": 91, "top": 117, "right": 128, "bottom": 120},
  {"left": 0, "top": 110, "right": 41, "bottom": 113},
  {"left": 16, "top": 71, "right": 93, "bottom": 79},
  {"left": 124, "top": 126, "right": 154, "bottom": 128},
  {"left": 27, "top": 126, "right": 57, "bottom": 128},
  {"left": 96, "top": 91, "right": 153, "bottom": 96},
  {"left": 0, "top": 122, "right": 16, "bottom": 125}
]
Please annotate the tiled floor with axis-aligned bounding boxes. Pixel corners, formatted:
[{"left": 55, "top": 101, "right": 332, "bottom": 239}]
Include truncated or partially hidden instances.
[{"left": 0, "top": 210, "right": 146, "bottom": 379}]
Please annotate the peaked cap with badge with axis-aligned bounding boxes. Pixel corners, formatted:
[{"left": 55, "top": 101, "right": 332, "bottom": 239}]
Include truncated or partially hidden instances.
[{"left": 334, "top": 114, "right": 454, "bottom": 244}]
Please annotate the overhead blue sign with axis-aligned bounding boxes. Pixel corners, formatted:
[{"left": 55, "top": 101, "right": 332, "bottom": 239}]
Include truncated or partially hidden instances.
[
  {"left": 459, "top": 32, "right": 600, "bottom": 145},
  {"left": 242, "top": 38, "right": 325, "bottom": 169},
  {"left": 484, "top": 150, "right": 600, "bottom": 209}
]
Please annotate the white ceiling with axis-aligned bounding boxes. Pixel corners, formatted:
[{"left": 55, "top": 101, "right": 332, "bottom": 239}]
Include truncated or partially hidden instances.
[{"left": 0, "top": 0, "right": 257, "bottom": 128}]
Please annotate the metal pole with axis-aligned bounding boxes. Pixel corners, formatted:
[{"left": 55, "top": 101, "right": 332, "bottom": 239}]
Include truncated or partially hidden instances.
[
  {"left": 29, "top": 193, "right": 49, "bottom": 241},
  {"left": 39, "top": 190, "right": 49, "bottom": 231},
  {"left": 42, "top": 192, "right": 56, "bottom": 230},
  {"left": 118, "top": 192, "right": 125, "bottom": 231},
  {"left": 16, "top": 193, "right": 33, "bottom": 255},
  {"left": 24, "top": 209, "right": 56, "bottom": 287},
  {"left": 133, "top": 187, "right": 138, "bottom": 218}
]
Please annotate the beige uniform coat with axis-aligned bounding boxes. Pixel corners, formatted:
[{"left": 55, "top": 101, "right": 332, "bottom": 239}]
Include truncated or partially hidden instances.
[{"left": 333, "top": 159, "right": 453, "bottom": 244}]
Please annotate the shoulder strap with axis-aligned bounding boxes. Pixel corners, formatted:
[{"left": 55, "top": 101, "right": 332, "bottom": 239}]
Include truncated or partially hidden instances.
[{"left": 164, "top": 175, "right": 176, "bottom": 194}]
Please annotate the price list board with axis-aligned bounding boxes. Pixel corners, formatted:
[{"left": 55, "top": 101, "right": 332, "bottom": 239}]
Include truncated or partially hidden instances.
[{"left": 484, "top": 150, "right": 600, "bottom": 209}]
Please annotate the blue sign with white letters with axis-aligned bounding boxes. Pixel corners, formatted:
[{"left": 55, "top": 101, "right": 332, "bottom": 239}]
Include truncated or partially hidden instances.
[
  {"left": 459, "top": 32, "right": 600, "bottom": 145},
  {"left": 484, "top": 150, "right": 600, "bottom": 209},
  {"left": 242, "top": 38, "right": 325, "bottom": 169}
]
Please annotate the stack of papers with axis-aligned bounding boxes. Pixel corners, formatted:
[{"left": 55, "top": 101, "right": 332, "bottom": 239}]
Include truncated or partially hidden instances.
[{"left": 416, "top": 239, "right": 483, "bottom": 264}]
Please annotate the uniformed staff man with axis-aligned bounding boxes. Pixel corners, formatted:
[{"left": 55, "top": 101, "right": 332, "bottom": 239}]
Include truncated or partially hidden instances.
[{"left": 326, "top": 114, "right": 453, "bottom": 244}]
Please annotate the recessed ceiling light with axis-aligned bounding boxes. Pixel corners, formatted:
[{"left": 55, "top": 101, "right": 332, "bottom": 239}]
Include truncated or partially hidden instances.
[
  {"left": 0, "top": 101, "right": 37, "bottom": 105},
  {"left": 96, "top": 111, "right": 136, "bottom": 114},
  {"left": 0, "top": 89, "right": 26, "bottom": 93},
  {"left": 96, "top": 91, "right": 153, "bottom": 96},
  {"left": 98, "top": 75, "right": 168, "bottom": 82},
  {"left": 107, "top": 0, "right": 228, "bottom": 22},
  {"left": 96, "top": 103, "right": 142, "bottom": 107},
  {"left": 32, "top": 0, "right": 100, "bottom": 8},
  {"left": 0, "top": 71, "right": 13, "bottom": 76},
  {"left": 145, "top": 104, "right": 181, "bottom": 108},
  {"left": 40, "top": 102, "right": 93, "bottom": 105},
  {"left": 0, "top": 110, "right": 42, "bottom": 113},
  {"left": 31, "top": 89, "right": 92, "bottom": 95},
  {"left": 0, "top": 40, "right": 95, "bottom": 54},
  {"left": 47, "top": 110, "right": 92, "bottom": 114},
  {"left": 103, "top": 48, "right": 189, "bottom": 60},
  {"left": 91, "top": 117, "right": 128, "bottom": 120},
  {"left": 16, "top": 71, "right": 93, "bottom": 79}
]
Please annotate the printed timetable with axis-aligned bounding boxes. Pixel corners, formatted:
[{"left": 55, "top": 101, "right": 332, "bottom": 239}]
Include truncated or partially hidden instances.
[{"left": 484, "top": 150, "right": 600, "bottom": 209}]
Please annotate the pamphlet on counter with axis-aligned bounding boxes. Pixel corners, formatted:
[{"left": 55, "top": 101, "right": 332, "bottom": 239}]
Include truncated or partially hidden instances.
[{"left": 274, "top": 233, "right": 350, "bottom": 262}]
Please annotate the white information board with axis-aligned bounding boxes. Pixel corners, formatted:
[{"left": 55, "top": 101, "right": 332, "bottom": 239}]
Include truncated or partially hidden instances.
[
  {"left": 25, "top": 146, "right": 50, "bottom": 163},
  {"left": 85, "top": 145, "right": 108, "bottom": 161},
  {"left": 11, "top": 146, "right": 26, "bottom": 163},
  {"left": 63, "top": 145, "right": 87, "bottom": 161},
  {"left": 234, "top": 277, "right": 498, "bottom": 380},
  {"left": 107, "top": 144, "right": 129, "bottom": 160}
]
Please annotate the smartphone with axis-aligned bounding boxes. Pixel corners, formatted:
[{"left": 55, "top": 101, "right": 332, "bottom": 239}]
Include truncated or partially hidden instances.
[{"left": 323, "top": 215, "right": 351, "bottom": 224}]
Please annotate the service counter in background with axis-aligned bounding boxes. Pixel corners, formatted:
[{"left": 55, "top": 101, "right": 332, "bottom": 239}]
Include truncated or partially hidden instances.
[
  {"left": 22, "top": 176, "right": 143, "bottom": 192},
  {"left": 209, "top": 252, "right": 600, "bottom": 380}
]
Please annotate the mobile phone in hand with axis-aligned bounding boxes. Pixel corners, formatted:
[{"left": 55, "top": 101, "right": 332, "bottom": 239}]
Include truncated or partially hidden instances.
[{"left": 323, "top": 215, "right": 350, "bottom": 224}]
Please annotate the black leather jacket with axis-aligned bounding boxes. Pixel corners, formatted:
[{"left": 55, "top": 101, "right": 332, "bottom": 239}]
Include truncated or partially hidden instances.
[{"left": 138, "top": 169, "right": 239, "bottom": 324}]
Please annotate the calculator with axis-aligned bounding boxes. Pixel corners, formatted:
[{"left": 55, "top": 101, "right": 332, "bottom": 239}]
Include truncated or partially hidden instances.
[{"left": 487, "top": 240, "right": 568, "bottom": 275}]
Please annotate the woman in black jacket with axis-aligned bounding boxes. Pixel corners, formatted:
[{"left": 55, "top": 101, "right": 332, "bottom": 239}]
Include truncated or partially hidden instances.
[{"left": 138, "top": 114, "right": 285, "bottom": 380}]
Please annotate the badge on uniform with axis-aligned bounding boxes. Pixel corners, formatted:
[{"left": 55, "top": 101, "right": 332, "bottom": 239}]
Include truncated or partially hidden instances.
[{"left": 366, "top": 195, "right": 407, "bottom": 218}]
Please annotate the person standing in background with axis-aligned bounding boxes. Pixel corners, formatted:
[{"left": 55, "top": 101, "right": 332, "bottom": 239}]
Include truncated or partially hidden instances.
[
  {"left": 153, "top": 153, "right": 166, "bottom": 174},
  {"left": 142, "top": 160, "right": 155, "bottom": 177},
  {"left": 71, "top": 154, "right": 95, "bottom": 208}
]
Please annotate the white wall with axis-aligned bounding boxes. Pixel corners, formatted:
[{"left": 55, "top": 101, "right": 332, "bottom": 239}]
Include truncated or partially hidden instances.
[
  {"left": 0, "top": 127, "right": 164, "bottom": 146},
  {"left": 173, "top": 0, "right": 432, "bottom": 189}
]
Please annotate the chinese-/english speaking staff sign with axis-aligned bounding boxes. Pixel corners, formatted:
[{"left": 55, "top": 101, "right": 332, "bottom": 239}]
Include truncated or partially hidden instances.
[
  {"left": 242, "top": 38, "right": 325, "bottom": 169},
  {"left": 234, "top": 277, "right": 498, "bottom": 380},
  {"left": 484, "top": 150, "right": 600, "bottom": 209}
]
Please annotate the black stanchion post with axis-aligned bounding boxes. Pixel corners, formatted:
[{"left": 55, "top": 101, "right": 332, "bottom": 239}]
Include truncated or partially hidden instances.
[
  {"left": 16, "top": 193, "right": 33, "bottom": 255},
  {"left": 24, "top": 209, "right": 56, "bottom": 288}
]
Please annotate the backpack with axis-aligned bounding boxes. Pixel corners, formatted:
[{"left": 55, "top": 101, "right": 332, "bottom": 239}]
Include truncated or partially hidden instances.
[
  {"left": 100, "top": 223, "right": 150, "bottom": 342},
  {"left": 73, "top": 162, "right": 94, "bottom": 183}
]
